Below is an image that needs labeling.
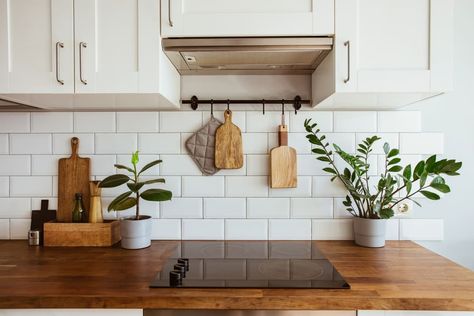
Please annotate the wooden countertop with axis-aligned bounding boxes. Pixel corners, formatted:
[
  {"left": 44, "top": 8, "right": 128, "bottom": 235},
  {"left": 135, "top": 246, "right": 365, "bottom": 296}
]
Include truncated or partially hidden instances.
[{"left": 0, "top": 240, "right": 473, "bottom": 310}]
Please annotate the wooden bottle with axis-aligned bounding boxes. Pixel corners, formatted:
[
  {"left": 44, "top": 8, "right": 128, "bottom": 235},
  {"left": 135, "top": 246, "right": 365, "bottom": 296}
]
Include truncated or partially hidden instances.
[{"left": 89, "top": 181, "right": 103, "bottom": 223}]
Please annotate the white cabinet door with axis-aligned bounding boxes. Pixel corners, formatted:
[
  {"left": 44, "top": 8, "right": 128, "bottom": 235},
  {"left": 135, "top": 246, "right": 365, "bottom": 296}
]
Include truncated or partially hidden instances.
[
  {"left": 74, "top": 0, "right": 160, "bottom": 93},
  {"left": 0, "top": 0, "right": 74, "bottom": 93},
  {"left": 335, "top": 0, "right": 453, "bottom": 93},
  {"left": 161, "top": 0, "right": 334, "bottom": 37}
]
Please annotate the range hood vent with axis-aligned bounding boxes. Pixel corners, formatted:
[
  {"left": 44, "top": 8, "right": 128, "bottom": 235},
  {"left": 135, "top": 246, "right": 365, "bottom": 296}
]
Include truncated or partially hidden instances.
[{"left": 162, "top": 37, "right": 333, "bottom": 75}]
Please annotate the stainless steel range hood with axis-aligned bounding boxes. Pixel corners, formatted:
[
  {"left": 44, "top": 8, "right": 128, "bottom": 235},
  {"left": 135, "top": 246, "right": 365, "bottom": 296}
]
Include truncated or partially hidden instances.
[{"left": 162, "top": 37, "right": 333, "bottom": 75}]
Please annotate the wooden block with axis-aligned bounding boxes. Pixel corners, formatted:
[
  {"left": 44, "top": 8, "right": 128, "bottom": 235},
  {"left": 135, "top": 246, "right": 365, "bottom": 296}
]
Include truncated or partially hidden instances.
[{"left": 215, "top": 110, "right": 243, "bottom": 169}]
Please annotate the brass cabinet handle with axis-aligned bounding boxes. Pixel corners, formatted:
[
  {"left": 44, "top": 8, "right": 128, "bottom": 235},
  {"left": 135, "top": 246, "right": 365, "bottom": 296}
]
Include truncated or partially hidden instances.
[
  {"left": 344, "top": 41, "right": 350, "bottom": 84},
  {"left": 168, "top": 0, "right": 173, "bottom": 27},
  {"left": 55, "top": 42, "right": 64, "bottom": 85},
  {"left": 79, "top": 42, "right": 87, "bottom": 85}
]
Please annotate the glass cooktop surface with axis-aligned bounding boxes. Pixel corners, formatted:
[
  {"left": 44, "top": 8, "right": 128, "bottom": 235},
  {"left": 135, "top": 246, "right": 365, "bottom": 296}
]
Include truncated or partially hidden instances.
[{"left": 149, "top": 241, "right": 350, "bottom": 289}]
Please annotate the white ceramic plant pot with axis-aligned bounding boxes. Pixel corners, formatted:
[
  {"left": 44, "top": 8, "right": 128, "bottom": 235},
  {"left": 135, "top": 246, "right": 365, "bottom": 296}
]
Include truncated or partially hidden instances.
[
  {"left": 353, "top": 217, "right": 387, "bottom": 248},
  {"left": 120, "top": 215, "right": 152, "bottom": 249}
]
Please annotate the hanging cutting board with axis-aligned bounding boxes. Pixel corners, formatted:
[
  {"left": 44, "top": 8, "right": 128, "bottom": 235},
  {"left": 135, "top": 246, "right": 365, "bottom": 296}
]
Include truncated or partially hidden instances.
[
  {"left": 270, "top": 119, "right": 297, "bottom": 188},
  {"left": 215, "top": 110, "right": 243, "bottom": 169},
  {"left": 57, "top": 137, "right": 90, "bottom": 222}
]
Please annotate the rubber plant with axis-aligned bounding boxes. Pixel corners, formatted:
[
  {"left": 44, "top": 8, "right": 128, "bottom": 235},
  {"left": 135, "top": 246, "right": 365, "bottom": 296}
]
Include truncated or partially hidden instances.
[
  {"left": 304, "top": 119, "right": 462, "bottom": 219},
  {"left": 99, "top": 151, "right": 172, "bottom": 220}
]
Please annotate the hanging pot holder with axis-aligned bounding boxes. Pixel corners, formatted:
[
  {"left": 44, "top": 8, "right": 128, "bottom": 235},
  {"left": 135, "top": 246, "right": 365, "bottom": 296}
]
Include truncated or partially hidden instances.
[{"left": 186, "top": 116, "right": 222, "bottom": 175}]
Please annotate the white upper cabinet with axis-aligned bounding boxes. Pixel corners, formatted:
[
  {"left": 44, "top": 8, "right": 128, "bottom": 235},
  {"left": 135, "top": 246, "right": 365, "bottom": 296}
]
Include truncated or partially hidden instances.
[
  {"left": 313, "top": 0, "right": 454, "bottom": 109},
  {"left": 161, "top": 0, "right": 334, "bottom": 37},
  {"left": 0, "top": 0, "right": 74, "bottom": 93}
]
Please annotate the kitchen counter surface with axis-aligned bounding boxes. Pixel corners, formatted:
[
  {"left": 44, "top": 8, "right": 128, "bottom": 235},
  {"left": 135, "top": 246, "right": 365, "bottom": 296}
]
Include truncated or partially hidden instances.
[{"left": 0, "top": 240, "right": 473, "bottom": 311}]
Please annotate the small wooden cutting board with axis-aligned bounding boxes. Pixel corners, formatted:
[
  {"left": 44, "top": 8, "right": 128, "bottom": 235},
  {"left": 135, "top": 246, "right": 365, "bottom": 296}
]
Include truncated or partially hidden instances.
[
  {"left": 215, "top": 110, "right": 243, "bottom": 169},
  {"left": 57, "top": 137, "right": 90, "bottom": 222},
  {"left": 270, "top": 124, "right": 297, "bottom": 188}
]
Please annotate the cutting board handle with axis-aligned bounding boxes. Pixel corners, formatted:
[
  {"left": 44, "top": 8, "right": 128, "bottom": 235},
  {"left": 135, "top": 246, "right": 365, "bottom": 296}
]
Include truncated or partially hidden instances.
[
  {"left": 71, "top": 137, "right": 79, "bottom": 157},
  {"left": 223, "top": 109, "right": 232, "bottom": 123},
  {"left": 279, "top": 125, "right": 288, "bottom": 146}
]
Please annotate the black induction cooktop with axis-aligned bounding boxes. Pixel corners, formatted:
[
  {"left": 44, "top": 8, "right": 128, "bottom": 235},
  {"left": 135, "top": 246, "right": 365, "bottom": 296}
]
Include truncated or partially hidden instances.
[{"left": 149, "top": 241, "right": 350, "bottom": 289}]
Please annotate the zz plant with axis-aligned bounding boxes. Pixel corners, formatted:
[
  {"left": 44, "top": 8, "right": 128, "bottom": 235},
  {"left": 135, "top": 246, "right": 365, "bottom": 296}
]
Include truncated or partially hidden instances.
[
  {"left": 304, "top": 119, "right": 462, "bottom": 219},
  {"left": 99, "top": 151, "right": 172, "bottom": 220}
]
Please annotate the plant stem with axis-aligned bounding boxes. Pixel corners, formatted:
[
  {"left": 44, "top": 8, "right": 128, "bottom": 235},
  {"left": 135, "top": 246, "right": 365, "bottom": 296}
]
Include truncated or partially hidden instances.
[{"left": 133, "top": 162, "right": 140, "bottom": 220}]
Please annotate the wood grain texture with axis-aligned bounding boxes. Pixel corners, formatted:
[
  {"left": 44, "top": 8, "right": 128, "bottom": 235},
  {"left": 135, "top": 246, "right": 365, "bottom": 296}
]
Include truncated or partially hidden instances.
[
  {"left": 57, "top": 137, "right": 91, "bottom": 222},
  {"left": 270, "top": 125, "right": 297, "bottom": 188},
  {"left": 0, "top": 240, "right": 473, "bottom": 310},
  {"left": 215, "top": 110, "right": 243, "bottom": 169}
]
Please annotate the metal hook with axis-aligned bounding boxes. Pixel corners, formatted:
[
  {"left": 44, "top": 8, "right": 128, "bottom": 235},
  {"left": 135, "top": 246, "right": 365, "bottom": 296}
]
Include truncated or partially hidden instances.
[
  {"left": 262, "top": 99, "right": 265, "bottom": 115},
  {"left": 210, "top": 99, "right": 214, "bottom": 116},
  {"left": 227, "top": 99, "right": 230, "bottom": 111},
  {"left": 281, "top": 99, "right": 285, "bottom": 115}
]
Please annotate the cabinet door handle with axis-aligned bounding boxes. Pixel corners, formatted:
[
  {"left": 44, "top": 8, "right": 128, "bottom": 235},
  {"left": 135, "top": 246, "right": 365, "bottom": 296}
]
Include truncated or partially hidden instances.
[
  {"left": 344, "top": 41, "right": 350, "bottom": 84},
  {"left": 55, "top": 42, "right": 64, "bottom": 85},
  {"left": 168, "top": 0, "right": 173, "bottom": 27},
  {"left": 79, "top": 42, "right": 87, "bottom": 85}
]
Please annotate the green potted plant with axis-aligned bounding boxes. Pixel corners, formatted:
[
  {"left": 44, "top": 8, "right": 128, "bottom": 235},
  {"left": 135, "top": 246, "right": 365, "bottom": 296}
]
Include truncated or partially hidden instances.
[
  {"left": 99, "top": 151, "right": 172, "bottom": 249},
  {"left": 304, "top": 119, "right": 462, "bottom": 247}
]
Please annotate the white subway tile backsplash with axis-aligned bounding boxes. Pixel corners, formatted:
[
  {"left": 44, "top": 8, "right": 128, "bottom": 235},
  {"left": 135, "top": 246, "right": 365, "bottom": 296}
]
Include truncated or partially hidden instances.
[
  {"left": 0, "top": 134, "right": 9, "bottom": 154},
  {"left": 246, "top": 155, "right": 268, "bottom": 175},
  {"left": 297, "top": 155, "right": 327, "bottom": 176},
  {"left": 0, "top": 177, "right": 8, "bottom": 197},
  {"left": 324, "top": 133, "right": 356, "bottom": 153},
  {"left": 160, "top": 112, "right": 202, "bottom": 132},
  {"left": 10, "top": 218, "right": 30, "bottom": 239},
  {"left": 247, "top": 198, "right": 290, "bottom": 218},
  {"left": 160, "top": 155, "right": 202, "bottom": 175},
  {"left": 31, "top": 112, "right": 73, "bottom": 133},
  {"left": 116, "top": 155, "right": 160, "bottom": 176},
  {"left": 378, "top": 111, "right": 421, "bottom": 132},
  {"left": 400, "top": 133, "right": 444, "bottom": 154},
  {"left": 31, "top": 198, "right": 57, "bottom": 210},
  {"left": 152, "top": 219, "right": 181, "bottom": 239},
  {"left": 182, "top": 176, "right": 225, "bottom": 197},
  {"left": 0, "top": 156, "right": 30, "bottom": 175},
  {"left": 0, "top": 219, "right": 9, "bottom": 239},
  {"left": 333, "top": 198, "right": 353, "bottom": 218},
  {"left": 269, "top": 176, "right": 312, "bottom": 197},
  {"left": 161, "top": 198, "right": 202, "bottom": 218},
  {"left": 400, "top": 219, "right": 444, "bottom": 240},
  {"left": 0, "top": 198, "right": 31, "bottom": 218},
  {"left": 312, "top": 219, "right": 354, "bottom": 240},
  {"left": 204, "top": 198, "right": 246, "bottom": 218},
  {"left": 90, "top": 155, "right": 116, "bottom": 176},
  {"left": 334, "top": 154, "right": 378, "bottom": 176},
  {"left": 377, "top": 154, "right": 422, "bottom": 175},
  {"left": 290, "top": 111, "right": 333, "bottom": 133},
  {"left": 139, "top": 133, "right": 181, "bottom": 154},
  {"left": 290, "top": 198, "right": 333, "bottom": 218},
  {"left": 95, "top": 133, "right": 137, "bottom": 154},
  {"left": 182, "top": 219, "right": 224, "bottom": 240},
  {"left": 10, "top": 134, "right": 52, "bottom": 154},
  {"left": 242, "top": 133, "right": 268, "bottom": 154},
  {"left": 313, "top": 177, "right": 347, "bottom": 198},
  {"left": 356, "top": 133, "right": 399, "bottom": 154},
  {"left": 117, "top": 112, "right": 159, "bottom": 132},
  {"left": 386, "top": 219, "right": 400, "bottom": 240},
  {"left": 0, "top": 113, "right": 30, "bottom": 133},
  {"left": 180, "top": 133, "right": 193, "bottom": 153},
  {"left": 269, "top": 219, "right": 311, "bottom": 240},
  {"left": 334, "top": 112, "right": 377, "bottom": 132},
  {"left": 74, "top": 112, "right": 116, "bottom": 132},
  {"left": 32, "top": 155, "right": 66, "bottom": 175},
  {"left": 226, "top": 176, "right": 268, "bottom": 197},
  {"left": 225, "top": 219, "right": 268, "bottom": 240},
  {"left": 53, "top": 134, "right": 95, "bottom": 155},
  {"left": 246, "top": 112, "right": 283, "bottom": 132},
  {"left": 10, "top": 176, "right": 52, "bottom": 197}
]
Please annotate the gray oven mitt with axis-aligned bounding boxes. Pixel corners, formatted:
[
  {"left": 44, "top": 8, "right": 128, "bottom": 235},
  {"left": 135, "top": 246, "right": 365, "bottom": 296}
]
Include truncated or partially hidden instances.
[{"left": 186, "top": 116, "right": 222, "bottom": 175}]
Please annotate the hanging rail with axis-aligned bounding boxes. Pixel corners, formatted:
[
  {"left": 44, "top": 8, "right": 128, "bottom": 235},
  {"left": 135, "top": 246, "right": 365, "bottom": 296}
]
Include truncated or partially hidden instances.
[{"left": 182, "top": 95, "right": 309, "bottom": 114}]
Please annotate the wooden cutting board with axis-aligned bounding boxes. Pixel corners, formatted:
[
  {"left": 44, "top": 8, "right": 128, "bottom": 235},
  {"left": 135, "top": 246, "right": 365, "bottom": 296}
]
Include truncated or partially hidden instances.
[
  {"left": 57, "top": 137, "right": 90, "bottom": 222},
  {"left": 215, "top": 110, "right": 243, "bottom": 169},
  {"left": 270, "top": 124, "right": 297, "bottom": 188}
]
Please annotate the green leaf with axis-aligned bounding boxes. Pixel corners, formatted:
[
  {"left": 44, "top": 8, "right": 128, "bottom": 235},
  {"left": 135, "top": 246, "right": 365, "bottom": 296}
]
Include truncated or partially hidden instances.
[
  {"left": 388, "top": 158, "right": 401, "bottom": 165},
  {"left": 107, "top": 191, "right": 133, "bottom": 211},
  {"left": 379, "top": 208, "right": 394, "bottom": 219},
  {"left": 387, "top": 148, "right": 400, "bottom": 158},
  {"left": 406, "top": 180, "right": 412, "bottom": 195},
  {"left": 138, "top": 159, "right": 162, "bottom": 175},
  {"left": 383, "top": 143, "right": 390, "bottom": 155},
  {"left": 127, "top": 182, "right": 144, "bottom": 193},
  {"left": 142, "top": 178, "right": 166, "bottom": 185},
  {"left": 419, "top": 171, "right": 428, "bottom": 187},
  {"left": 403, "top": 164, "right": 412, "bottom": 181},
  {"left": 114, "top": 164, "right": 134, "bottom": 173},
  {"left": 413, "top": 161, "right": 425, "bottom": 180},
  {"left": 114, "top": 197, "right": 137, "bottom": 211},
  {"left": 322, "top": 167, "right": 337, "bottom": 175},
  {"left": 131, "top": 151, "right": 139, "bottom": 165},
  {"left": 388, "top": 165, "right": 402, "bottom": 172},
  {"left": 317, "top": 156, "right": 331, "bottom": 162},
  {"left": 312, "top": 148, "right": 326, "bottom": 155},
  {"left": 425, "top": 155, "right": 437, "bottom": 172},
  {"left": 430, "top": 183, "right": 450, "bottom": 193},
  {"left": 140, "top": 188, "right": 172, "bottom": 202},
  {"left": 420, "top": 190, "right": 440, "bottom": 200},
  {"left": 99, "top": 174, "right": 130, "bottom": 188}
]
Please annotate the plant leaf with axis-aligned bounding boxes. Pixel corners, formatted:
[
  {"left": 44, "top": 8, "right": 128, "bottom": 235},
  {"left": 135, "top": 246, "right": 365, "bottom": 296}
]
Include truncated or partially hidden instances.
[
  {"left": 420, "top": 190, "right": 440, "bottom": 200},
  {"left": 312, "top": 148, "right": 326, "bottom": 155},
  {"left": 387, "top": 148, "right": 400, "bottom": 158},
  {"left": 142, "top": 178, "right": 166, "bottom": 185},
  {"left": 127, "top": 182, "right": 144, "bottom": 193},
  {"left": 114, "top": 164, "right": 134, "bottom": 173},
  {"left": 317, "top": 156, "right": 331, "bottom": 162},
  {"left": 114, "top": 197, "right": 137, "bottom": 211},
  {"left": 383, "top": 143, "right": 390, "bottom": 155},
  {"left": 430, "top": 183, "right": 450, "bottom": 193},
  {"left": 379, "top": 208, "right": 394, "bottom": 219},
  {"left": 388, "top": 158, "right": 401, "bottom": 165},
  {"left": 388, "top": 165, "right": 403, "bottom": 172},
  {"left": 322, "top": 167, "right": 336, "bottom": 175},
  {"left": 138, "top": 159, "right": 162, "bottom": 175},
  {"left": 403, "top": 164, "right": 412, "bottom": 181},
  {"left": 140, "top": 188, "right": 172, "bottom": 202},
  {"left": 107, "top": 191, "right": 133, "bottom": 211},
  {"left": 131, "top": 151, "right": 139, "bottom": 165},
  {"left": 99, "top": 174, "right": 130, "bottom": 188}
]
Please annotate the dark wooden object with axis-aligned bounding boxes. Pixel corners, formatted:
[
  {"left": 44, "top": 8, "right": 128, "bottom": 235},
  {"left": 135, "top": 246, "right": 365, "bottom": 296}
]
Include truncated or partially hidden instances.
[{"left": 30, "top": 200, "right": 56, "bottom": 245}]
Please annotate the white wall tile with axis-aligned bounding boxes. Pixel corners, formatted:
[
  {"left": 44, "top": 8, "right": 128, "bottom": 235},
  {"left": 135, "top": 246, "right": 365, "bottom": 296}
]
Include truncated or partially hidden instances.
[
  {"left": 180, "top": 132, "right": 193, "bottom": 153},
  {"left": 31, "top": 198, "right": 57, "bottom": 210},
  {"left": 0, "top": 177, "right": 7, "bottom": 197},
  {"left": 356, "top": 133, "right": 399, "bottom": 154},
  {"left": 161, "top": 198, "right": 202, "bottom": 218},
  {"left": 246, "top": 155, "right": 269, "bottom": 175},
  {"left": 400, "top": 133, "right": 444, "bottom": 154},
  {"left": 269, "top": 176, "right": 312, "bottom": 197},
  {"left": 0, "top": 219, "right": 9, "bottom": 239},
  {"left": 312, "top": 219, "right": 354, "bottom": 240},
  {"left": 160, "top": 155, "right": 202, "bottom": 175},
  {"left": 247, "top": 112, "right": 284, "bottom": 132},
  {"left": 117, "top": 112, "right": 159, "bottom": 132},
  {"left": 0, "top": 134, "right": 9, "bottom": 154},
  {"left": 378, "top": 111, "right": 421, "bottom": 132},
  {"left": 0, "top": 198, "right": 31, "bottom": 218},
  {"left": 152, "top": 219, "right": 181, "bottom": 239},
  {"left": 52, "top": 134, "right": 95, "bottom": 154},
  {"left": 10, "top": 218, "right": 30, "bottom": 239},
  {"left": 52, "top": 176, "right": 58, "bottom": 197},
  {"left": 269, "top": 219, "right": 311, "bottom": 240},
  {"left": 0, "top": 156, "right": 30, "bottom": 175},
  {"left": 10, "top": 134, "right": 52, "bottom": 154},
  {"left": 226, "top": 176, "right": 268, "bottom": 197},
  {"left": 333, "top": 198, "right": 353, "bottom": 218},
  {"left": 182, "top": 219, "right": 224, "bottom": 239},
  {"left": 182, "top": 176, "right": 225, "bottom": 197},
  {"left": 242, "top": 133, "right": 268, "bottom": 154},
  {"left": 32, "top": 155, "right": 66, "bottom": 175},
  {"left": 377, "top": 154, "right": 422, "bottom": 175},
  {"left": 142, "top": 176, "right": 181, "bottom": 197},
  {"left": 290, "top": 198, "right": 333, "bottom": 218},
  {"left": 90, "top": 155, "right": 116, "bottom": 176},
  {"left": 10, "top": 176, "right": 52, "bottom": 197},
  {"left": 247, "top": 198, "right": 290, "bottom": 218},
  {"left": 0, "top": 113, "right": 30, "bottom": 133},
  {"left": 386, "top": 219, "right": 399, "bottom": 240},
  {"left": 290, "top": 111, "right": 333, "bottom": 133},
  {"left": 74, "top": 112, "right": 116, "bottom": 132},
  {"left": 116, "top": 154, "right": 160, "bottom": 176},
  {"left": 203, "top": 198, "right": 246, "bottom": 218},
  {"left": 334, "top": 111, "right": 377, "bottom": 132},
  {"left": 334, "top": 154, "right": 378, "bottom": 176},
  {"left": 31, "top": 112, "right": 73, "bottom": 133},
  {"left": 225, "top": 219, "right": 268, "bottom": 240},
  {"left": 139, "top": 133, "right": 181, "bottom": 154},
  {"left": 313, "top": 177, "right": 347, "bottom": 197},
  {"left": 204, "top": 111, "right": 246, "bottom": 132},
  {"left": 95, "top": 133, "right": 137, "bottom": 154},
  {"left": 297, "top": 155, "right": 327, "bottom": 175},
  {"left": 400, "top": 219, "right": 444, "bottom": 240},
  {"left": 323, "top": 133, "right": 356, "bottom": 153},
  {"left": 160, "top": 112, "right": 202, "bottom": 132}
]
